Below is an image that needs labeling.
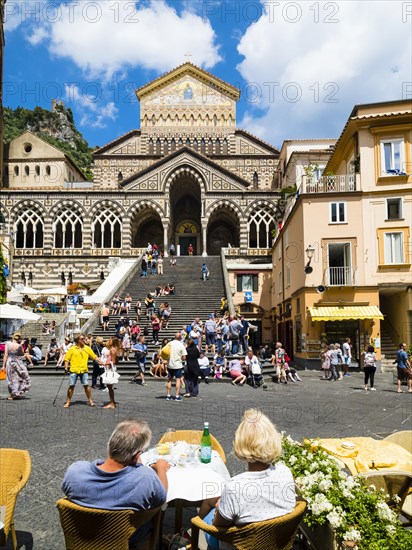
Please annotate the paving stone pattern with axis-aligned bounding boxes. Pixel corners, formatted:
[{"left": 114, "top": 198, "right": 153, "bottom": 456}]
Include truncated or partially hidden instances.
[{"left": 0, "top": 370, "right": 411, "bottom": 549}]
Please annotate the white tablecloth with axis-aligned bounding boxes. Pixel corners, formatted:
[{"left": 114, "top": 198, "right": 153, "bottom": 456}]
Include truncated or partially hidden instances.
[{"left": 141, "top": 447, "right": 230, "bottom": 503}]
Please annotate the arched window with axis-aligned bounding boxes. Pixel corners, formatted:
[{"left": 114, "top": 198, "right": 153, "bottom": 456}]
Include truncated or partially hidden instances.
[
  {"left": 193, "top": 138, "right": 199, "bottom": 152},
  {"left": 215, "top": 139, "right": 221, "bottom": 155},
  {"left": 24, "top": 165, "right": 29, "bottom": 176},
  {"left": 148, "top": 139, "right": 154, "bottom": 154},
  {"left": 163, "top": 139, "right": 169, "bottom": 155},
  {"left": 186, "top": 138, "right": 191, "bottom": 147},
  {"left": 15, "top": 208, "right": 44, "bottom": 249},
  {"left": 171, "top": 138, "right": 176, "bottom": 152},
  {"left": 53, "top": 206, "right": 83, "bottom": 249},
  {"left": 178, "top": 138, "right": 183, "bottom": 148},
  {"left": 155, "top": 139, "right": 161, "bottom": 155},
  {"left": 213, "top": 115, "right": 217, "bottom": 127},
  {"left": 248, "top": 208, "right": 276, "bottom": 249},
  {"left": 253, "top": 172, "right": 259, "bottom": 188},
  {"left": 35, "top": 165, "right": 40, "bottom": 176},
  {"left": 92, "top": 208, "right": 122, "bottom": 249},
  {"left": 118, "top": 172, "right": 123, "bottom": 183},
  {"left": 201, "top": 138, "right": 206, "bottom": 155},
  {"left": 222, "top": 139, "right": 228, "bottom": 155},
  {"left": 151, "top": 115, "right": 156, "bottom": 126},
  {"left": 45, "top": 165, "right": 51, "bottom": 176},
  {"left": 14, "top": 166, "right": 19, "bottom": 176},
  {"left": 208, "top": 139, "right": 213, "bottom": 155}
]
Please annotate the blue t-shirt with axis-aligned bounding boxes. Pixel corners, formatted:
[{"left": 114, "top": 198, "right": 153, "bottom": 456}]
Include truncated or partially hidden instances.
[
  {"left": 62, "top": 460, "right": 166, "bottom": 511},
  {"left": 396, "top": 349, "right": 408, "bottom": 368}
]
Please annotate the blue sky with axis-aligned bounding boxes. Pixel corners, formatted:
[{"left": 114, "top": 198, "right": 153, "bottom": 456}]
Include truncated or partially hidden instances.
[{"left": 4, "top": 1, "right": 411, "bottom": 149}]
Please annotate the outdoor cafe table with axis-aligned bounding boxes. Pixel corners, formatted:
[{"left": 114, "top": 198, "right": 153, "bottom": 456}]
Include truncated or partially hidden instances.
[
  {"left": 141, "top": 442, "right": 230, "bottom": 531},
  {"left": 310, "top": 437, "right": 412, "bottom": 476}
]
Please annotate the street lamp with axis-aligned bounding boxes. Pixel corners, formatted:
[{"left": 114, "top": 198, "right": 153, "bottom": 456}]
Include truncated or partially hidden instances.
[{"left": 304, "top": 245, "right": 315, "bottom": 274}]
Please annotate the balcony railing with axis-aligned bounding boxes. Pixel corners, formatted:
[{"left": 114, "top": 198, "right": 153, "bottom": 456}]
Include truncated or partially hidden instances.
[
  {"left": 302, "top": 173, "right": 360, "bottom": 194},
  {"left": 326, "top": 267, "right": 355, "bottom": 286}
]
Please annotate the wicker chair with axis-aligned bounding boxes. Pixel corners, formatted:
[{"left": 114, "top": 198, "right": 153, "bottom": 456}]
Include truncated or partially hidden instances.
[
  {"left": 56, "top": 498, "right": 162, "bottom": 550},
  {"left": 189, "top": 500, "right": 307, "bottom": 550},
  {"left": 158, "top": 430, "right": 227, "bottom": 463},
  {"left": 383, "top": 431, "right": 412, "bottom": 454},
  {"left": 0, "top": 448, "right": 32, "bottom": 550}
]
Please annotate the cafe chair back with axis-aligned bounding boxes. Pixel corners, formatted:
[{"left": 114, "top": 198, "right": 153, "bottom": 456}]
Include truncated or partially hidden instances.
[
  {"left": 189, "top": 500, "right": 307, "bottom": 550},
  {"left": 383, "top": 431, "right": 412, "bottom": 454},
  {"left": 158, "top": 430, "right": 227, "bottom": 463},
  {"left": 358, "top": 470, "right": 412, "bottom": 512},
  {"left": 0, "top": 448, "right": 32, "bottom": 550},
  {"left": 56, "top": 498, "right": 162, "bottom": 550}
]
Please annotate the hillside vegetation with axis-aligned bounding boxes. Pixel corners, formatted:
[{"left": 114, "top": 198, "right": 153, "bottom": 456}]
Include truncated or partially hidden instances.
[{"left": 3, "top": 104, "right": 94, "bottom": 180}]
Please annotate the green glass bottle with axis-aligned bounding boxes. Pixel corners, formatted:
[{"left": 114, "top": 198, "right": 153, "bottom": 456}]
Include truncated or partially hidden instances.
[{"left": 200, "top": 422, "right": 212, "bottom": 463}]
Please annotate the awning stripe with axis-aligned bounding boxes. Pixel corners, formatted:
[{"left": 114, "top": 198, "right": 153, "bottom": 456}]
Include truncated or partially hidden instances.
[{"left": 309, "top": 305, "right": 384, "bottom": 321}]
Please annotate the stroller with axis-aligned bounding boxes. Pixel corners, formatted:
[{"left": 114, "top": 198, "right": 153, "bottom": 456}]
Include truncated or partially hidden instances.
[{"left": 249, "top": 362, "right": 267, "bottom": 389}]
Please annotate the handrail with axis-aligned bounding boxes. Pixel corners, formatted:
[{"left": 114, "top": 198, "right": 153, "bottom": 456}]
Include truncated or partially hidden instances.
[
  {"left": 81, "top": 257, "right": 142, "bottom": 335},
  {"left": 382, "top": 317, "right": 400, "bottom": 345},
  {"left": 220, "top": 249, "right": 236, "bottom": 317}
]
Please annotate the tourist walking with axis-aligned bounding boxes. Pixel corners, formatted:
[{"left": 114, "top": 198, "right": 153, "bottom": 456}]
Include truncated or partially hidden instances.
[
  {"left": 102, "top": 338, "right": 121, "bottom": 409},
  {"left": 201, "top": 262, "right": 209, "bottom": 281},
  {"left": 395, "top": 342, "right": 412, "bottom": 393},
  {"left": 184, "top": 338, "right": 201, "bottom": 398},
  {"left": 101, "top": 303, "right": 110, "bottom": 331},
  {"left": 166, "top": 332, "right": 186, "bottom": 401},
  {"left": 2, "top": 332, "right": 31, "bottom": 400},
  {"left": 329, "top": 343, "right": 343, "bottom": 382},
  {"left": 342, "top": 338, "right": 352, "bottom": 376},
  {"left": 91, "top": 336, "right": 104, "bottom": 389},
  {"left": 321, "top": 345, "right": 333, "bottom": 380},
  {"left": 141, "top": 255, "right": 148, "bottom": 277},
  {"left": 188, "top": 243, "right": 194, "bottom": 255},
  {"left": 151, "top": 314, "right": 161, "bottom": 345},
  {"left": 204, "top": 314, "right": 217, "bottom": 354},
  {"left": 132, "top": 335, "right": 148, "bottom": 386},
  {"left": 157, "top": 256, "right": 164, "bottom": 275},
  {"left": 362, "top": 345, "right": 377, "bottom": 391},
  {"left": 63, "top": 334, "right": 103, "bottom": 408},
  {"left": 169, "top": 243, "right": 176, "bottom": 257}
]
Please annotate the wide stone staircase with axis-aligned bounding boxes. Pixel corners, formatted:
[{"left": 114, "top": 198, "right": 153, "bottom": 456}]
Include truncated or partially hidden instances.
[
  {"left": 380, "top": 323, "right": 398, "bottom": 373},
  {"left": 23, "top": 256, "right": 277, "bottom": 382}
]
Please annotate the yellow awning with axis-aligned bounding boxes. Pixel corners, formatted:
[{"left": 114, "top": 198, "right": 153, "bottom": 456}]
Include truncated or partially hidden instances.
[{"left": 309, "top": 306, "right": 384, "bottom": 322}]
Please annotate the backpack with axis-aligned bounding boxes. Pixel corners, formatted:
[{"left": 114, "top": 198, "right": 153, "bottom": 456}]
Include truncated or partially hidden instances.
[{"left": 143, "top": 326, "right": 149, "bottom": 336}]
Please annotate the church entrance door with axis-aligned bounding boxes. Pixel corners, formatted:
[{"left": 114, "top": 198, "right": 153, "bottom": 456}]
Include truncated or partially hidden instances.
[
  {"left": 179, "top": 235, "right": 198, "bottom": 256},
  {"left": 169, "top": 172, "right": 202, "bottom": 254}
]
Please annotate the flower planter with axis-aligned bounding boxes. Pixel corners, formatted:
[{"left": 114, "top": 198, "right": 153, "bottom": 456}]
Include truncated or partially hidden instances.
[{"left": 300, "top": 520, "right": 339, "bottom": 550}]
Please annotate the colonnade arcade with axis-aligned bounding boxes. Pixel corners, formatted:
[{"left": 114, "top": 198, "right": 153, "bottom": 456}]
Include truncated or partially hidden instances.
[{"left": 8, "top": 189, "right": 279, "bottom": 257}]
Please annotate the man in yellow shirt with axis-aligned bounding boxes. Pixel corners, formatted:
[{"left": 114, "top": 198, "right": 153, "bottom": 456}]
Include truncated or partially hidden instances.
[{"left": 64, "top": 334, "right": 103, "bottom": 408}]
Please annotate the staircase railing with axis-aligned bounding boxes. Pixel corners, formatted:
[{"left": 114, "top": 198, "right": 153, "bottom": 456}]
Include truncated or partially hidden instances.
[
  {"left": 81, "top": 257, "right": 142, "bottom": 335},
  {"left": 221, "top": 249, "right": 236, "bottom": 317}
]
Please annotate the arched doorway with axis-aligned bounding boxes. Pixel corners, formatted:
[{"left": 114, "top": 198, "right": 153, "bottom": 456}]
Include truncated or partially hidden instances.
[
  {"left": 169, "top": 171, "right": 202, "bottom": 255},
  {"left": 131, "top": 207, "right": 163, "bottom": 250},
  {"left": 207, "top": 206, "right": 240, "bottom": 255}
]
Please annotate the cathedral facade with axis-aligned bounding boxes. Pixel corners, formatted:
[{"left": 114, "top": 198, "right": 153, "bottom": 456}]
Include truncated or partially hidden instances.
[{"left": 1, "top": 63, "right": 283, "bottom": 288}]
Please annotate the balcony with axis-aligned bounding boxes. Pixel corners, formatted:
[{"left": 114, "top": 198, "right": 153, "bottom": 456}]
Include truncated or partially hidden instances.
[
  {"left": 326, "top": 267, "right": 355, "bottom": 286},
  {"left": 302, "top": 173, "right": 360, "bottom": 194}
]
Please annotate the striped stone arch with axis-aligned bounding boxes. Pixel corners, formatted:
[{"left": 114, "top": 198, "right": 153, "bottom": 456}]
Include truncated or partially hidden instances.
[
  {"left": 206, "top": 198, "right": 243, "bottom": 220},
  {"left": 11, "top": 199, "right": 46, "bottom": 222},
  {"left": 129, "top": 199, "right": 164, "bottom": 248},
  {"left": 50, "top": 199, "right": 87, "bottom": 217},
  {"left": 245, "top": 199, "right": 280, "bottom": 249},
  {"left": 0, "top": 202, "right": 10, "bottom": 222},
  {"left": 163, "top": 164, "right": 206, "bottom": 196},
  {"left": 13, "top": 200, "right": 46, "bottom": 249},
  {"left": 126, "top": 199, "right": 165, "bottom": 219},
  {"left": 90, "top": 200, "right": 124, "bottom": 249},
  {"left": 51, "top": 200, "right": 86, "bottom": 249}
]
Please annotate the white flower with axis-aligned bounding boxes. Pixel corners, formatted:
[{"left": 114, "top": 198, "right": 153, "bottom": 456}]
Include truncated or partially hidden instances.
[
  {"left": 310, "top": 493, "right": 333, "bottom": 516},
  {"left": 343, "top": 529, "right": 362, "bottom": 542},
  {"left": 326, "top": 507, "right": 346, "bottom": 529},
  {"left": 319, "top": 478, "right": 333, "bottom": 492},
  {"left": 288, "top": 455, "right": 297, "bottom": 465},
  {"left": 386, "top": 524, "right": 396, "bottom": 535},
  {"left": 377, "top": 502, "right": 397, "bottom": 524},
  {"left": 392, "top": 494, "right": 401, "bottom": 504}
]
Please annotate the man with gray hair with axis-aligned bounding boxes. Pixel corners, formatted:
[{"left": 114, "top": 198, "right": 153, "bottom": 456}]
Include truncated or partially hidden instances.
[{"left": 62, "top": 419, "right": 169, "bottom": 543}]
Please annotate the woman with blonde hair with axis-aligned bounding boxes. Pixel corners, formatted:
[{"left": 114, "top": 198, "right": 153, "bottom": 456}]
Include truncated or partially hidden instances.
[
  {"left": 199, "top": 409, "right": 296, "bottom": 548},
  {"left": 1, "top": 332, "right": 31, "bottom": 400}
]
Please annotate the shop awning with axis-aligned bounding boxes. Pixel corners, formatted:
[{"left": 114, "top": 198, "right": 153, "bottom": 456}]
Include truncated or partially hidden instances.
[{"left": 309, "top": 306, "right": 384, "bottom": 322}]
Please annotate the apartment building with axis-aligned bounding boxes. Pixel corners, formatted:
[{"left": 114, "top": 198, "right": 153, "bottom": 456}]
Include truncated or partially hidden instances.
[{"left": 272, "top": 100, "right": 412, "bottom": 369}]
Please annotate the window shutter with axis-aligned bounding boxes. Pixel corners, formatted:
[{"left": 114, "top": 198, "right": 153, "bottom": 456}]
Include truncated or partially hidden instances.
[
  {"left": 237, "top": 276, "right": 242, "bottom": 292},
  {"left": 252, "top": 275, "right": 258, "bottom": 292}
]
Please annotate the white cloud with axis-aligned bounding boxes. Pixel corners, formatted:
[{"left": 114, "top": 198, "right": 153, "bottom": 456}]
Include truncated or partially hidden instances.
[
  {"left": 237, "top": 1, "right": 412, "bottom": 145},
  {"left": 26, "top": 26, "right": 49, "bottom": 46},
  {"left": 64, "top": 84, "right": 119, "bottom": 129},
  {"left": 27, "top": 0, "right": 221, "bottom": 79}
]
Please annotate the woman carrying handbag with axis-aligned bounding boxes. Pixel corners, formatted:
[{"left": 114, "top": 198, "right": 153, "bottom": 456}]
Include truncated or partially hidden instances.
[{"left": 101, "top": 338, "right": 121, "bottom": 409}]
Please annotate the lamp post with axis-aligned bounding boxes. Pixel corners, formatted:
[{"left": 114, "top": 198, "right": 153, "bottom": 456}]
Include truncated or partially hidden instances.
[{"left": 304, "top": 244, "right": 315, "bottom": 274}]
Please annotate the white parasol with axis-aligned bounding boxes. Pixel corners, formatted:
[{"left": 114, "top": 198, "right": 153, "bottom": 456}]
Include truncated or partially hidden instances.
[{"left": 0, "top": 304, "right": 41, "bottom": 321}]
